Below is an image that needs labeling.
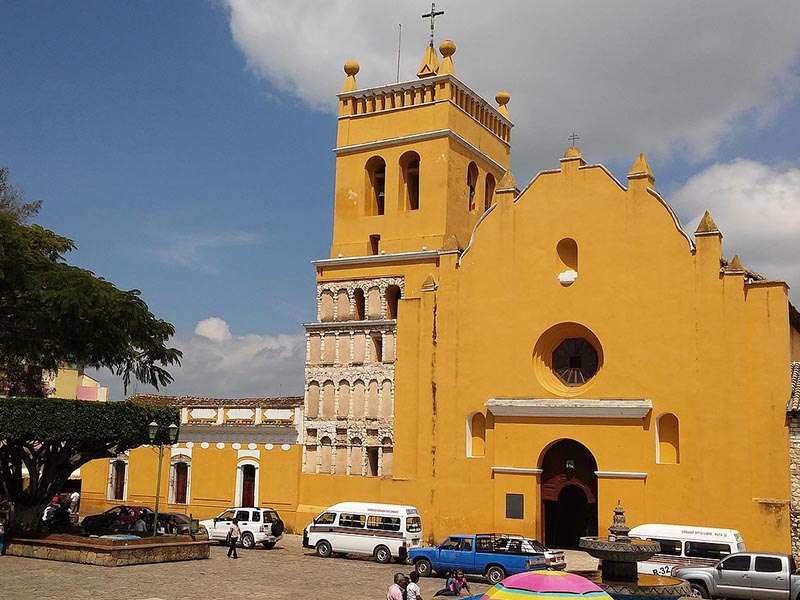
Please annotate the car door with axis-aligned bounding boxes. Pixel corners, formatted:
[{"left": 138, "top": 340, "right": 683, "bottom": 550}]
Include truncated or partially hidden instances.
[
  {"left": 212, "top": 509, "right": 236, "bottom": 541},
  {"left": 717, "top": 554, "right": 752, "bottom": 599},
  {"left": 235, "top": 509, "right": 252, "bottom": 537},
  {"left": 436, "top": 537, "right": 467, "bottom": 571},
  {"left": 750, "top": 556, "right": 787, "bottom": 600}
]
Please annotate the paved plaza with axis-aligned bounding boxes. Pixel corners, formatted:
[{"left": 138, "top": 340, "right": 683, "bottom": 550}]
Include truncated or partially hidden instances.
[{"left": 1, "top": 534, "right": 598, "bottom": 600}]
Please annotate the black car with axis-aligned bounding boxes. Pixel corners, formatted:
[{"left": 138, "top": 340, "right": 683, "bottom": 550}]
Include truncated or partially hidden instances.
[{"left": 81, "top": 506, "right": 152, "bottom": 533}]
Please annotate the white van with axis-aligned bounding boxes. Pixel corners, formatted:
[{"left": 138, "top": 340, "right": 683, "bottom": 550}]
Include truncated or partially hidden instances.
[
  {"left": 302, "top": 502, "right": 423, "bottom": 563},
  {"left": 629, "top": 524, "right": 746, "bottom": 575}
]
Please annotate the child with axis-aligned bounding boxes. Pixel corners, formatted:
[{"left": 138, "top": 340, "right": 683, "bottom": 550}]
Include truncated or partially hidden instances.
[
  {"left": 452, "top": 570, "right": 471, "bottom": 596},
  {"left": 406, "top": 571, "right": 423, "bottom": 600}
]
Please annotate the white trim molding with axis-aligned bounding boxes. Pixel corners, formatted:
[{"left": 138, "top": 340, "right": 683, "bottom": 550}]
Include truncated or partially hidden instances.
[
  {"left": 311, "top": 250, "right": 447, "bottom": 269},
  {"left": 491, "top": 467, "right": 543, "bottom": 475},
  {"left": 485, "top": 398, "right": 652, "bottom": 419},
  {"left": 595, "top": 471, "right": 648, "bottom": 480}
]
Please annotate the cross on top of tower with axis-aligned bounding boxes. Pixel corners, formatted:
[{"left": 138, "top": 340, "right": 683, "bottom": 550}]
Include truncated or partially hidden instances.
[
  {"left": 422, "top": 3, "right": 444, "bottom": 48},
  {"left": 568, "top": 133, "right": 580, "bottom": 146}
]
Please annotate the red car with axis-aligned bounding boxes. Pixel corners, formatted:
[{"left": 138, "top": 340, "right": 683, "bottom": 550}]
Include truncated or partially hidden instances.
[{"left": 81, "top": 506, "right": 153, "bottom": 533}]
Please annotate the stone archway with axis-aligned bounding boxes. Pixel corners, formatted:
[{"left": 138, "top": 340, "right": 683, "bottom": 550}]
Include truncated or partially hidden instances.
[{"left": 540, "top": 439, "right": 598, "bottom": 548}]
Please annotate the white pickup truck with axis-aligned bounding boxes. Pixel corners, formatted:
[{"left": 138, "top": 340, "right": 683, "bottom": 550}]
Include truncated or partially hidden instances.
[{"left": 674, "top": 552, "right": 800, "bottom": 600}]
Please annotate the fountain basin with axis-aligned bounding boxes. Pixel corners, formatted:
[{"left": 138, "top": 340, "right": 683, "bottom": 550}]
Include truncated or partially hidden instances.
[
  {"left": 579, "top": 536, "right": 662, "bottom": 563},
  {"left": 573, "top": 571, "right": 692, "bottom": 600}
]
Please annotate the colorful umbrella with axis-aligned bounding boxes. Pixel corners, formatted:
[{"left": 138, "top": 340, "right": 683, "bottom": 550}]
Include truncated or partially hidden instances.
[{"left": 470, "top": 570, "right": 613, "bottom": 600}]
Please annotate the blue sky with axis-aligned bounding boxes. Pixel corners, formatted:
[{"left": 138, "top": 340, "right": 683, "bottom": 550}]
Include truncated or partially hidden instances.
[{"left": 2, "top": 2, "right": 800, "bottom": 399}]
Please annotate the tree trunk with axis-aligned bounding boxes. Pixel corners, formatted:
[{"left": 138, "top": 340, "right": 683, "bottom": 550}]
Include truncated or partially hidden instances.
[{"left": 8, "top": 501, "right": 43, "bottom": 535}]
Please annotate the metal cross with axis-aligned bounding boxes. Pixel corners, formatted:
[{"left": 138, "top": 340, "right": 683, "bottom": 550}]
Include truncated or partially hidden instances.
[
  {"left": 568, "top": 133, "right": 580, "bottom": 146},
  {"left": 422, "top": 3, "right": 444, "bottom": 47}
]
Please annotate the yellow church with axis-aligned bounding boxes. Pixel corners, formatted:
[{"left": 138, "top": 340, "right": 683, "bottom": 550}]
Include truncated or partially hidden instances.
[{"left": 80, "top": 39, "right": 799, "bottom": 554}]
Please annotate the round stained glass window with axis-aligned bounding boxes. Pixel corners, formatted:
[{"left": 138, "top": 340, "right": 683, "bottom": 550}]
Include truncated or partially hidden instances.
[{"left": 552, "top": 338, "right": 599, "bottom": 386}]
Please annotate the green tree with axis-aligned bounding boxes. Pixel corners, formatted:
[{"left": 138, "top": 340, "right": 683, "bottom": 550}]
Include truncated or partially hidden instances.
[
  {"left": 0, "top": 167, "right": 42, "bottom": 224},
  {"left": 0, "top": 398, "right": 180, "bottom": 533},
  {"left": 0, "top": 211, "right": 182, "bottom": 393}
]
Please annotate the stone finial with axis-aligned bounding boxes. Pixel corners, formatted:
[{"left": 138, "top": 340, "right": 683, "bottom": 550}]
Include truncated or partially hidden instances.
[
  {"left": 441, "top": 233, "right": 460, "bottom": 252},
  {"left": 695, "top": 210, "right": 722, "bottom": 237},
  {"left": 498, "top": 169, "right": 517, "bottom": 191},
  {"left": 608, "top": 500, "right": 630, "bottom": 540},
  {"left": 496, "top": 91, "right": 510, "bottom": 119},
  {"left": 341, "top": 60, "right": 360, "bottom": 92},
  {"left": 628, "top": 153, "right": 655, "bottom": 185},
  {"left": 420, "top": 274, "right": 438, "bottom": 292},
  {"left": 417, "top": 44, "right": 440, "bottom": 78},
  {"left": 563, "top": 145, "right": 582, "bottom": 159},
  {"left": 438, "top": 40, "right": 456, "bottom": 75},
  {"left": 727, "top": 255, "right": 745, "bottom": 272}
]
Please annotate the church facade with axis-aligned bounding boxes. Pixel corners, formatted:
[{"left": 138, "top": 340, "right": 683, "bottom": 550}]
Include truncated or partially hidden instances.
[{"left": 79, "top": 40, "right": 799, "bottom": 553}]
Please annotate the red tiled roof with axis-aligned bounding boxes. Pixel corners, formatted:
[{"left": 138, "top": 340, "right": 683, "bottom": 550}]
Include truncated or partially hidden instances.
[
  {"left": 129, "top": 393, "right": 303, "bottom": 409},
  {"left": 788, "top": 363, "right": 800, "bottom": 413}
]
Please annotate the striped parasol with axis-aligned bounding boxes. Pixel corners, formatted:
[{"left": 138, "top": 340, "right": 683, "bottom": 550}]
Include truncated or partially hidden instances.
[{"left": 468, "top": 570, "right": 613, "bottom": 600}]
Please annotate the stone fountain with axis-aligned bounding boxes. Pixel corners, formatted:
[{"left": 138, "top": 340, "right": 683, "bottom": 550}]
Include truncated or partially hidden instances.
[{"left": 576, "top": 502, "right": 691, "bottom": 600}]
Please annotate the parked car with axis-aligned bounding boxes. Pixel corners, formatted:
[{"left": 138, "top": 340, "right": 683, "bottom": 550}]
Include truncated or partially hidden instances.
[
  {"left": 410, "top": 533, "right": 548, "bottom": 584},
  {"left": 81, "top": 506, "right": 152, "bottom": 533},
  {"left": 199, "top": 507, "right": 284, "bottom": 549},
  {"left": 140, "top": 512, "right": 204, "bottom": 536},
  {"left": 519, "top": 536, "right": 566, "bottom": 570},
  {"left": 673, "top": 552, "right": 800, "bottom": 599}
]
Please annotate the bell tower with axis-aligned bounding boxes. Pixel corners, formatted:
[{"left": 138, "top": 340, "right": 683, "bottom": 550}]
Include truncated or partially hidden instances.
[{"left": 330, "top": 40, "right": 513, "bottom": 257}]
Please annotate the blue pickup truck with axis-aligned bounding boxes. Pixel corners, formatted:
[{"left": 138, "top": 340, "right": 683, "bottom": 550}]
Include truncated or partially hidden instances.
[{"left": 409, "top": 533, "right": 548, "bottom": 584}]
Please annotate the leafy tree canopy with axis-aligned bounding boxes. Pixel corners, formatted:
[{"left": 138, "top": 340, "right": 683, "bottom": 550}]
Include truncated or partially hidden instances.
[
  {"left": 0, "top": 211, "right": 182, "bottom": 393},
  {"left": 0, "top": 397, "right": 180, "bottom": 532},
  {"left": 0, "top": 167, "right": 42, "bottom": 224}
]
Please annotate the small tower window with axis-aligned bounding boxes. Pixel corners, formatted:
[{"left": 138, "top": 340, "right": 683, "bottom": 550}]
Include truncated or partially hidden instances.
[
  {"left": 386, "top": 285, "right": 401, "bottom": 319},
  {"left": 556, "top": 238, "right": 579, "bottom": 285},
  {"left": 467, "top": 162, "right": 479, "bottom": 211},
  {"left": 484, "top": 174, "right": 496, "bottom": 211},
  {"left": 353, "top": 288, "right": 366, "bottom": 320},
  {"left": 366, "top": 156, "right": 386, "bottom": 216},
  {"left": 657, "top": 413, "right": 680, "bottom": 464},
  {"left": 369, "top": 234, "right": 380, "bottom": 255},
  {"left": 400, "top": 152, "right": 420, "bottom": 211}
]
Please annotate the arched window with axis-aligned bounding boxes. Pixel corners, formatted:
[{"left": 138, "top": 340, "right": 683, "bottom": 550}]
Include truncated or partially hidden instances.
[
  {"left": 367, "top": 446, "right": 379, "bottom": 476},
  {"left": 322, "top": 381, "right": 335, "bottom": 418},
  {"left": 169, "top": 457, "right": 190, "bottom": 505},
  {"left": 353, "top": 380, "right": 366, "bottom": 416},
  {"left": 467, "top": 162, "right": 479, "bottom": 211},
  {"left": 657, "top": 413, "right": 680, "bottom": 464},
  {"left": 319, "top": 290, "right": 334, "bottom": 322},
  {"left": 306, "top": 381, "right": 320, "bottom": 419},
  {"left": 484, "top": 173, "right": 496, "bottom": 211},
  {"left": 367, "top": 287, "right": 381, "bottom": 319},
  {"left": 366, "top": 156, "right": 386, "bottom": 216},
  {"left": 107, "top": 457, "right": 128, "bottom": 501},
  {"left": 320, "top": 437, "right": 333, "bottom": 473},
  {"left": 336, "top": 289, "right": 350, "bottom": 321},
  {"left": 353, "top": 288, "right": 366, "bottom": 320},
  {"left": 337, "top": 380, "right": 351, "bottom": 417},
  {"left": 350, "top": 438, "right": 363, "bottom": 476},
  {"left": 467, "top": 412, "right": 486, "bottom": 457},
  {"left": 367, "top": 380, "right": 379, "bottom": 417},
  {"left": 386, "top": 285, "right": 401, "bottom": 319},
  {"left": 370, "top": 333, "right": 383, "bottom": 363},
  {"left": 380, "top": 380, "right": 393, "bottom": 417},
  {"left": 236, "top": 461, "right": 258, "bottom": 507},
  {"left": 400, "top": 152, "right": 420, "bottom": 211},
  {"left": 557, "top": 238, "right": 578, "bottom": 285}
]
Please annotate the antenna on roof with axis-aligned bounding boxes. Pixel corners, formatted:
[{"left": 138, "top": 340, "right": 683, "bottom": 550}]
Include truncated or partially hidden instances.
[{"left": 396, "top": 24, "right": 402, "bottom": 82}]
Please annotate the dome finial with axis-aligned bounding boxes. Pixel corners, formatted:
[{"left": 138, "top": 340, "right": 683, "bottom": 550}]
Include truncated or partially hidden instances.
[
  {"left": 495, "top": 91, "right": 510, "bottom": 119},
  {"left": 341, "top": 60, "right": 360, "bottom": 92},
  {"left": 438, "top": 40, "right": 456, "bottom": 75}
]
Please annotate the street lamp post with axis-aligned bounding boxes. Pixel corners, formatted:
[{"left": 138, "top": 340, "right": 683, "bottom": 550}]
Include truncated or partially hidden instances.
[{"left": 148, "top": 421, "right": 178, "bottom": 537}]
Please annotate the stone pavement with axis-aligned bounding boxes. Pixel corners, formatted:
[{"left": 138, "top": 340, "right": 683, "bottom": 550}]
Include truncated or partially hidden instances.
[{"left": 1, "top": 534, "right": 599, "bottom": 600}]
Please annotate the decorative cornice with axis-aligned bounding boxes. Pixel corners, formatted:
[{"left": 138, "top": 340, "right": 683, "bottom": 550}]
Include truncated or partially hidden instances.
[
  {"left": 485, "top": 398, "right": 652, "bottom": 419},
  {"left": 303, "top": 319, "right": 396, "bottom": 331},
  {"left": 334, "top": 129, "right": 509, "bottom": 169},
  {"left": 312, "top": 250, "right": 451, "bottom": 268},
  {"left": 491, "top": 467, "right": 543, "bottom": 475},
  {"left": 594, "top": 471, "right": 648, "bottom": 480}
]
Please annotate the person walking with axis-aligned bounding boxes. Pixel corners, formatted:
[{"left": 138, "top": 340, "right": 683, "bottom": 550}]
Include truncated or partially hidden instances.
[
  {"left": 227, "top": 519, "right": 241, "bottom": 559},
  {"left": 406, "top": 571, "right": 423, "bottom": 600},
  {"left": 387, "top": 572, "right": 407, "bottom": 600},
  {"left": 69, "top": 491, "right": 80, "bottom": 515}
]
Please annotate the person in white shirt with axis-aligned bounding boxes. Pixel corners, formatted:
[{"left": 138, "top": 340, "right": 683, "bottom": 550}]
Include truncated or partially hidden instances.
[
  {"left": 69, "top": 491, "right": 80, "bottom": 514},
  {"left": 406, "top": 572, "right": 423, "bottom": 600}
]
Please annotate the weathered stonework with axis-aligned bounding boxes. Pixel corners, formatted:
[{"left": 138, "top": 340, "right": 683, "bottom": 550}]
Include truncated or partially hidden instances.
[{"left": 6, "top": 534, "right": 212, "bottom": 566}]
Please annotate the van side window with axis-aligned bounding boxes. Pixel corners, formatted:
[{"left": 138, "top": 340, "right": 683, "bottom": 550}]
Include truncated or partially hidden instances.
[
  {"left": 339, "top": 513, "right": 366, "bottom": 528},
  {"left": 686, "top": 541, "right": 733, "bottom": 560},
  {"left": 367, "top": 515, "right": 401, "bottom": 532},
  {"left": 755, "top": 557, "right": 783, "bottom": 573},
  {"left": 236, "top": 510, "right": 250, "bottom": 522},
  {"left": 251, "top": 511, "right": 261, "bottom": 522},
  {"left": 720, "top": 555, "right": 751, "bottom": 571},
  {"left": 651, "top": 538, "right": 682, "bottom": 556},
  {"left": 406, "top": 516, "right": 422, "bottom": 533},
  {"left": 316, "top": 512, "right": 336, "bottom": 525}
]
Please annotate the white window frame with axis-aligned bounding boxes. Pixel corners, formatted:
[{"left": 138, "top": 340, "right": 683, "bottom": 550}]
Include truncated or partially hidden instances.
[
  {"left": 235, "top": 459, "right": 260, "bottom": 507},
  {"left": 107, "top": 456, "right": 129, "bottom": 501},
  {"left": 168, "top": 457, "right": 191, "bottom": 505}
]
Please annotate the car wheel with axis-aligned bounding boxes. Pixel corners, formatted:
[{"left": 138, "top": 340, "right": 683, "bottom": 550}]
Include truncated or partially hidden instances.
[
  {"left": 487, "top": 566, "right": 506, "bottom": 584},
  {"left": 241, "top": 533, "right": 255, "bottom": 550},
  {"left": 689, "top": 583, "right": 709, "bottom": 599},
  {"left": 415, "top": 558, "right": 433, "bottom": 577},
  {"left": 374, "top": 545, "right": 392, "bottom": 564},
  {"left": 316, "top": 540, "right": 333, "bottom": 558}
]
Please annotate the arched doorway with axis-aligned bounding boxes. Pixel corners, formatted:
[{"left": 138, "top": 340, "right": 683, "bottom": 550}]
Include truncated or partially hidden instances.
[
  {"left": 238, "top": 464, "right": 257, "bottom": 507},
  {"left": 540, "top": 439, "right": 598, "bottom": 548}
]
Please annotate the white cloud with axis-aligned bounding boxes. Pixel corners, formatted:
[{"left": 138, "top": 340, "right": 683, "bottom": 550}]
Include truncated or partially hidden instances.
[
  {"left": 91, "top": 318, "right": 306, "bottom": 400},
  {"left": 149, "top": 231, "right": 260, "bottom": 273},
  {"left": 194, "top": 316, "right": 232, "bottom": 342},
  {"left": 224, "top": 1, "right": 800, "bottom": 175},
  {"left": 669, "top": 159, "right": 800, "bottom": 304}
]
